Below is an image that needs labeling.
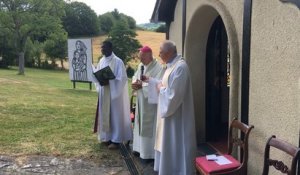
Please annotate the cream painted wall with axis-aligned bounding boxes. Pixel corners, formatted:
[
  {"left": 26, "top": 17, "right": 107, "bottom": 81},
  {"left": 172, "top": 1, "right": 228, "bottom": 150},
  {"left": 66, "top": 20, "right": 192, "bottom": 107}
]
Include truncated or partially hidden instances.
[
  {"left": 249, "top": 0, "right": 300, "bottom": 174},
  {"left": 168, "top": 0, "right": 299, "bottom": 174},
  {"left": 169, "top": 0, "right": 183, "bottom": 54}
]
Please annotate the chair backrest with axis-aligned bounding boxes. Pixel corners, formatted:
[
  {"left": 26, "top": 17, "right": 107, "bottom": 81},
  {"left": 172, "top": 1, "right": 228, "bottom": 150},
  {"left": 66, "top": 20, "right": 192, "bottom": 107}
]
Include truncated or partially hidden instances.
[
  {"left": 262, "top": 135, "right": 300, "bottom": 175},
  {"left": 227, "top": 118, "right": 254, "bottom": 168}
]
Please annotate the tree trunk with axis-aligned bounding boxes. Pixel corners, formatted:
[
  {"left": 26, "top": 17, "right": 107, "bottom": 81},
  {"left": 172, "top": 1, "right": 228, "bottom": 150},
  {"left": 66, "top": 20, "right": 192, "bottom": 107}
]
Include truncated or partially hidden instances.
[
  {"left": 18, "top": 52, "right": 25, "bottom": 75},
  {"left": 60, "top": 59, "right": 64, "bottom": 70},
  {"left": 38, "top": 57, "right": 41, "bottom": 68}
]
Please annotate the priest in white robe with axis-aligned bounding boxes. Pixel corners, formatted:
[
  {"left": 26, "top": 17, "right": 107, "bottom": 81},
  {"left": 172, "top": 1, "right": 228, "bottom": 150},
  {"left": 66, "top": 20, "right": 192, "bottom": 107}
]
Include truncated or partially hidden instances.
[
  {"left": 131, "top": 46, "right": 164, "bottom": 159},
  {"left": 146, "top": 40, "right": 197, "bottom": 175},
  {"left": 92, "top": 40, "right": 132, "bottom": 149}
]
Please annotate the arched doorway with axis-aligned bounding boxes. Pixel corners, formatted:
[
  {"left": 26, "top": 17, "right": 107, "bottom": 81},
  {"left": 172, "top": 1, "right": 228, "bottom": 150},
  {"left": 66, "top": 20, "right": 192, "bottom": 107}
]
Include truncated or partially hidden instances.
[
  {"left": 205, "top": 16, "right": 229, "bottom": 152},
  {"left": 185, "top": 2, "right": 240, "bottom": 149}
]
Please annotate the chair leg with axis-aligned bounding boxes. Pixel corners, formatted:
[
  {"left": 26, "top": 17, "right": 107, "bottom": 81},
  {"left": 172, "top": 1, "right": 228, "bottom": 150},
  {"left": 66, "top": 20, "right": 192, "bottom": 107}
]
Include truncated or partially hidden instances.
[{"left": 241, "top": 167, "right": 247, "bottom": 175}]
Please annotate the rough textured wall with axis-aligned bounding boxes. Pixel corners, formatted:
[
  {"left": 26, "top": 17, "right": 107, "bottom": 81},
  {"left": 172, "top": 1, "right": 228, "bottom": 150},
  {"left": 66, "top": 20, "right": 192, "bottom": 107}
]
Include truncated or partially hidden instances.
[{"left": 249, "top": 0, "right": 300, "bottom": 174}]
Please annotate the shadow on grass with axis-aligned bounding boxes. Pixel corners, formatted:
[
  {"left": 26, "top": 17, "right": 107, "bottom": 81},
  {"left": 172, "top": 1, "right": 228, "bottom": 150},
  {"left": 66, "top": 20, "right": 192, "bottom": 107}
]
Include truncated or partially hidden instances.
[{"left": 60, "top": 88, "right": 97, "bottom": 95}]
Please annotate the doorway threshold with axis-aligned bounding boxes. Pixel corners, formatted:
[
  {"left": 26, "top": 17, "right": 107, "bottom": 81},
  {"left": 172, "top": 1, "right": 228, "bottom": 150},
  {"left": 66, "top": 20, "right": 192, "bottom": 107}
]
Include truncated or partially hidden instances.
[
  {"left": 208, "top": 137, "right": 228, "bottom": 154},
  {"left": 197, "top": 143, "right": 218, "bottom": 156},
  {"left": 197, "top": 141, "right": 228, "bottom": 157}
]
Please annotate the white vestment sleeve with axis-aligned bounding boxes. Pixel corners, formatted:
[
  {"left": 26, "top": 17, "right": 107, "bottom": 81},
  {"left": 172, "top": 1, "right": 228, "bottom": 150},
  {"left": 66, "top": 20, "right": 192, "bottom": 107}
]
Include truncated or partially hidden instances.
[
  {"left": 148, "top": 77, "right": 160, "bottom": 104},
  {"left": 159, "top": 65, "right": 188, "bottom": 118},
  {"left": 109, "top": 60, "right": 127, "bottom": 100},
  {"left": 90, "top": 64, "right": 98, "bottom": 82},
  {"left": 132, "top": 64, "right": 141, "bottom": 83},
  {"left": 92, "top": 62, "right": 102, "bottom": 92}
]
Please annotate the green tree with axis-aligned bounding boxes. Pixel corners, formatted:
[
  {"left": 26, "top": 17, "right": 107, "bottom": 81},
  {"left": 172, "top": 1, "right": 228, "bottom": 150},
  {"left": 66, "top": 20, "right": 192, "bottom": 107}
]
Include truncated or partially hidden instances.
[
  {"left": 0, "top": 27, "right": 15, "bottom": 68},
  {"left": 24, "top": 39, "right": 36, "bottom": 67},
  {"left": 111, "top": 8, "right": 121, "bottom": 20},
  {"left": 98, "top": 13, "right": 114, "bottom": 34},
  {"left": 62, "top": 1, "right": 99, "bottom": 37},
  {"left": 31, "top": 41, "right": 44, "bottom": 68},
  {"left": 0, "top": 0, "right": 65, "bottom": 74},
  {"left": 22, "top": 39, "right": 44, "bottom": 68},
  {"left": 108, "top": 21, "right": 141, "bottom": 63},
  {"left": 124, "top": 15, "right": 136, "bottom": 30},
  {"left": 155, "top": 23, "right": 166, "bottom": 33},
  {"left": 98, "top": 9, "right": 137, "bottom": 35},
  {"left": 44, "top": 31, "right": 67, "bottom": 69}
]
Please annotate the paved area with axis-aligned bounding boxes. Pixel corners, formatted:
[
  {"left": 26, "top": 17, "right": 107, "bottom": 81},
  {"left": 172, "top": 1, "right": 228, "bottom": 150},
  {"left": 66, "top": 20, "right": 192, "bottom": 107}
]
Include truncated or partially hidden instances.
[
  {"left": 0, "top": 143, "right": 215, "bottom": 175},
  {"left": 0, "top": 144, "right": 156, "bottom": 175},
  {"left": 0, "top": 155, "right": 130, "bottom": 175}
]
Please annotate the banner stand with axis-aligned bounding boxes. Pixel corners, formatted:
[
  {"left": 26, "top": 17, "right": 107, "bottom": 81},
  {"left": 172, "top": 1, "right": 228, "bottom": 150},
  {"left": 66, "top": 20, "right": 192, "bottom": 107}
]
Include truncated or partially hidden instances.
[{"left": 72, "top": 80, "right": 92, "bottom": 90}]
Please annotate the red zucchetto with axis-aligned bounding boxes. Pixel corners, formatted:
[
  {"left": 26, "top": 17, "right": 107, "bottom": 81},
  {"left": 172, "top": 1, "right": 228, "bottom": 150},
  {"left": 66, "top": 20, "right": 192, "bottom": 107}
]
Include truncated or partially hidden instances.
[{"left": 139, "top": 46, "right": 152, "bottom": 53}]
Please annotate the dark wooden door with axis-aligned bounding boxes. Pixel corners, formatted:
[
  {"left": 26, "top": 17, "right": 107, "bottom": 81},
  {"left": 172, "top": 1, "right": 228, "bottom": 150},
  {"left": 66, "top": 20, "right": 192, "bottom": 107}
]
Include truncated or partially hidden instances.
[{"left": 206, "top": 16, "right": 229, "bottom": 142}]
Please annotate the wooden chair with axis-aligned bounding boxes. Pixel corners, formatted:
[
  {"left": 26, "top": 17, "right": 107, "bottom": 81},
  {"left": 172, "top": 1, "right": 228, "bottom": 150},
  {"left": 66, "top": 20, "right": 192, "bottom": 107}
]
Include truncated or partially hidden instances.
[
  {"left": 262, "top": 135, "right": 300, "bottom": 175},
  {"left": 195, "top": 118, "right": 254, "bottom": 175}
]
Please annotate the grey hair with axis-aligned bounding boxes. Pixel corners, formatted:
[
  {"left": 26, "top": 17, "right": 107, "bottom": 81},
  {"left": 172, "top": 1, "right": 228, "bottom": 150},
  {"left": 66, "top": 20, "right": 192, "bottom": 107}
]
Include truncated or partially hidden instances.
[{"left": 162, "top": 40, "right": 177, "bottom": 54}]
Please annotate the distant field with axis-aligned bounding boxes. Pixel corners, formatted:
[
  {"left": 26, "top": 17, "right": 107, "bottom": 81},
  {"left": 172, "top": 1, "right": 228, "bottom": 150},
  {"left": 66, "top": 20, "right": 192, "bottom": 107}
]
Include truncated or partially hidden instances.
[
  {"left": 129, "top": 30, "right": 165, "bottom": 68},
  {"left": 135, "top": 30, "right": 165, "bottom": 60}
]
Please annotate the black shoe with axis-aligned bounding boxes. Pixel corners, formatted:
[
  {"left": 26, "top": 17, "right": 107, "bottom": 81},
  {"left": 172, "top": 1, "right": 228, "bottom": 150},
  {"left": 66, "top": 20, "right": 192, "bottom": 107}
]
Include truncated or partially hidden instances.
[
  {"left": 108, "top": 143, "right": 119, "bottom": 150},
  {"left": 100, "top": 140, "right": 111, "bottom": 146},
  {"left": 132, "top": 151, "right": 140, "bottom": 157}
]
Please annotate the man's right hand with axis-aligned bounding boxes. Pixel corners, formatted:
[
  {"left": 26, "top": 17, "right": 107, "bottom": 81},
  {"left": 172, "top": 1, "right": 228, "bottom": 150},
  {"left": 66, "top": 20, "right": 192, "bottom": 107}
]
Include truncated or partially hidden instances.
[
  {"left": 131, "top": 80, "right": 142, "bottom": 90},
  {"left": 141, "top": 75, "right": 149, "bottom": 82}
]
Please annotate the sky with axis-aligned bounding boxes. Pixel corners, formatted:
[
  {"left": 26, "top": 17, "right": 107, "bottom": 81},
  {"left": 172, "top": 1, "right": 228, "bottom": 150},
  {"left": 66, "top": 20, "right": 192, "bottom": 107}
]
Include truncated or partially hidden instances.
[{"left": 74, "top": 0, "right": 157, "bottom": 24}]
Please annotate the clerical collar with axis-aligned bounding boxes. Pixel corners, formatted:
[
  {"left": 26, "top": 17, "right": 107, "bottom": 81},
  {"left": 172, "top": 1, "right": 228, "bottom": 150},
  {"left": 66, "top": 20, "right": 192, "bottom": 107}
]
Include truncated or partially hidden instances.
[
  {"left": 104, "top": 52, "right": 115, "bottom": 60},
  {"left": 143, "top": 63, "right": 148, "bottom": 70},
  {"left": 143, "top": 59, "right": 154, "bottom": 69},
  {"left": 166, "top": 55, "right": 180, "bottom": 68}
]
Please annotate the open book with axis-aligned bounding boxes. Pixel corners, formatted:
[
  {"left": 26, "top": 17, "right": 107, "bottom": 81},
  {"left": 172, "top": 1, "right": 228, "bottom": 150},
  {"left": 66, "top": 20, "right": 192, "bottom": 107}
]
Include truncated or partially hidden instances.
[{"left": 93, "top": 66, "right": 115, "bottom": 86}]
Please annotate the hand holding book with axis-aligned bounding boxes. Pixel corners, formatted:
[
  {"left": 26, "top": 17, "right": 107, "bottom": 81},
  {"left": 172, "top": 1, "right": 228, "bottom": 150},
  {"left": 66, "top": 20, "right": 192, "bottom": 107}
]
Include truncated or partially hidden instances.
[{"left": 93, "top": 66, "right": 115, "bottom": 86}]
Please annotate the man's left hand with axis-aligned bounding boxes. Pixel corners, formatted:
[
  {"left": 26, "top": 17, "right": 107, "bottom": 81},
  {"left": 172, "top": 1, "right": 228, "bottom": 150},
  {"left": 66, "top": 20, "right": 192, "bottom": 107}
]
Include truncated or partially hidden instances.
[
  {"left": 132, "top": 80, "right": 142, "bottom": 90},
  {"left": 157, "top": 82, "right": 164, "bottom": 92}
]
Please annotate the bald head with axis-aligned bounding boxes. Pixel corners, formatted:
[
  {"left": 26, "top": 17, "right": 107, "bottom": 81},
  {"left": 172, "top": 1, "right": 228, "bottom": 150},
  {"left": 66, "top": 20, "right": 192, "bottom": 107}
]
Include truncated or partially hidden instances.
[{"left": 159, "top": 40, "right": 177, "bottom": 63}]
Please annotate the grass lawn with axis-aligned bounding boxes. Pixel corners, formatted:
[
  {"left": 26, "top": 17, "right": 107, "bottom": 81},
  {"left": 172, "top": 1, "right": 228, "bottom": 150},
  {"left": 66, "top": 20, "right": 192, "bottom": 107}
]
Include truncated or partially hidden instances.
[{"left": 0, "top": 67, "right": 126, "bottom": 163}]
